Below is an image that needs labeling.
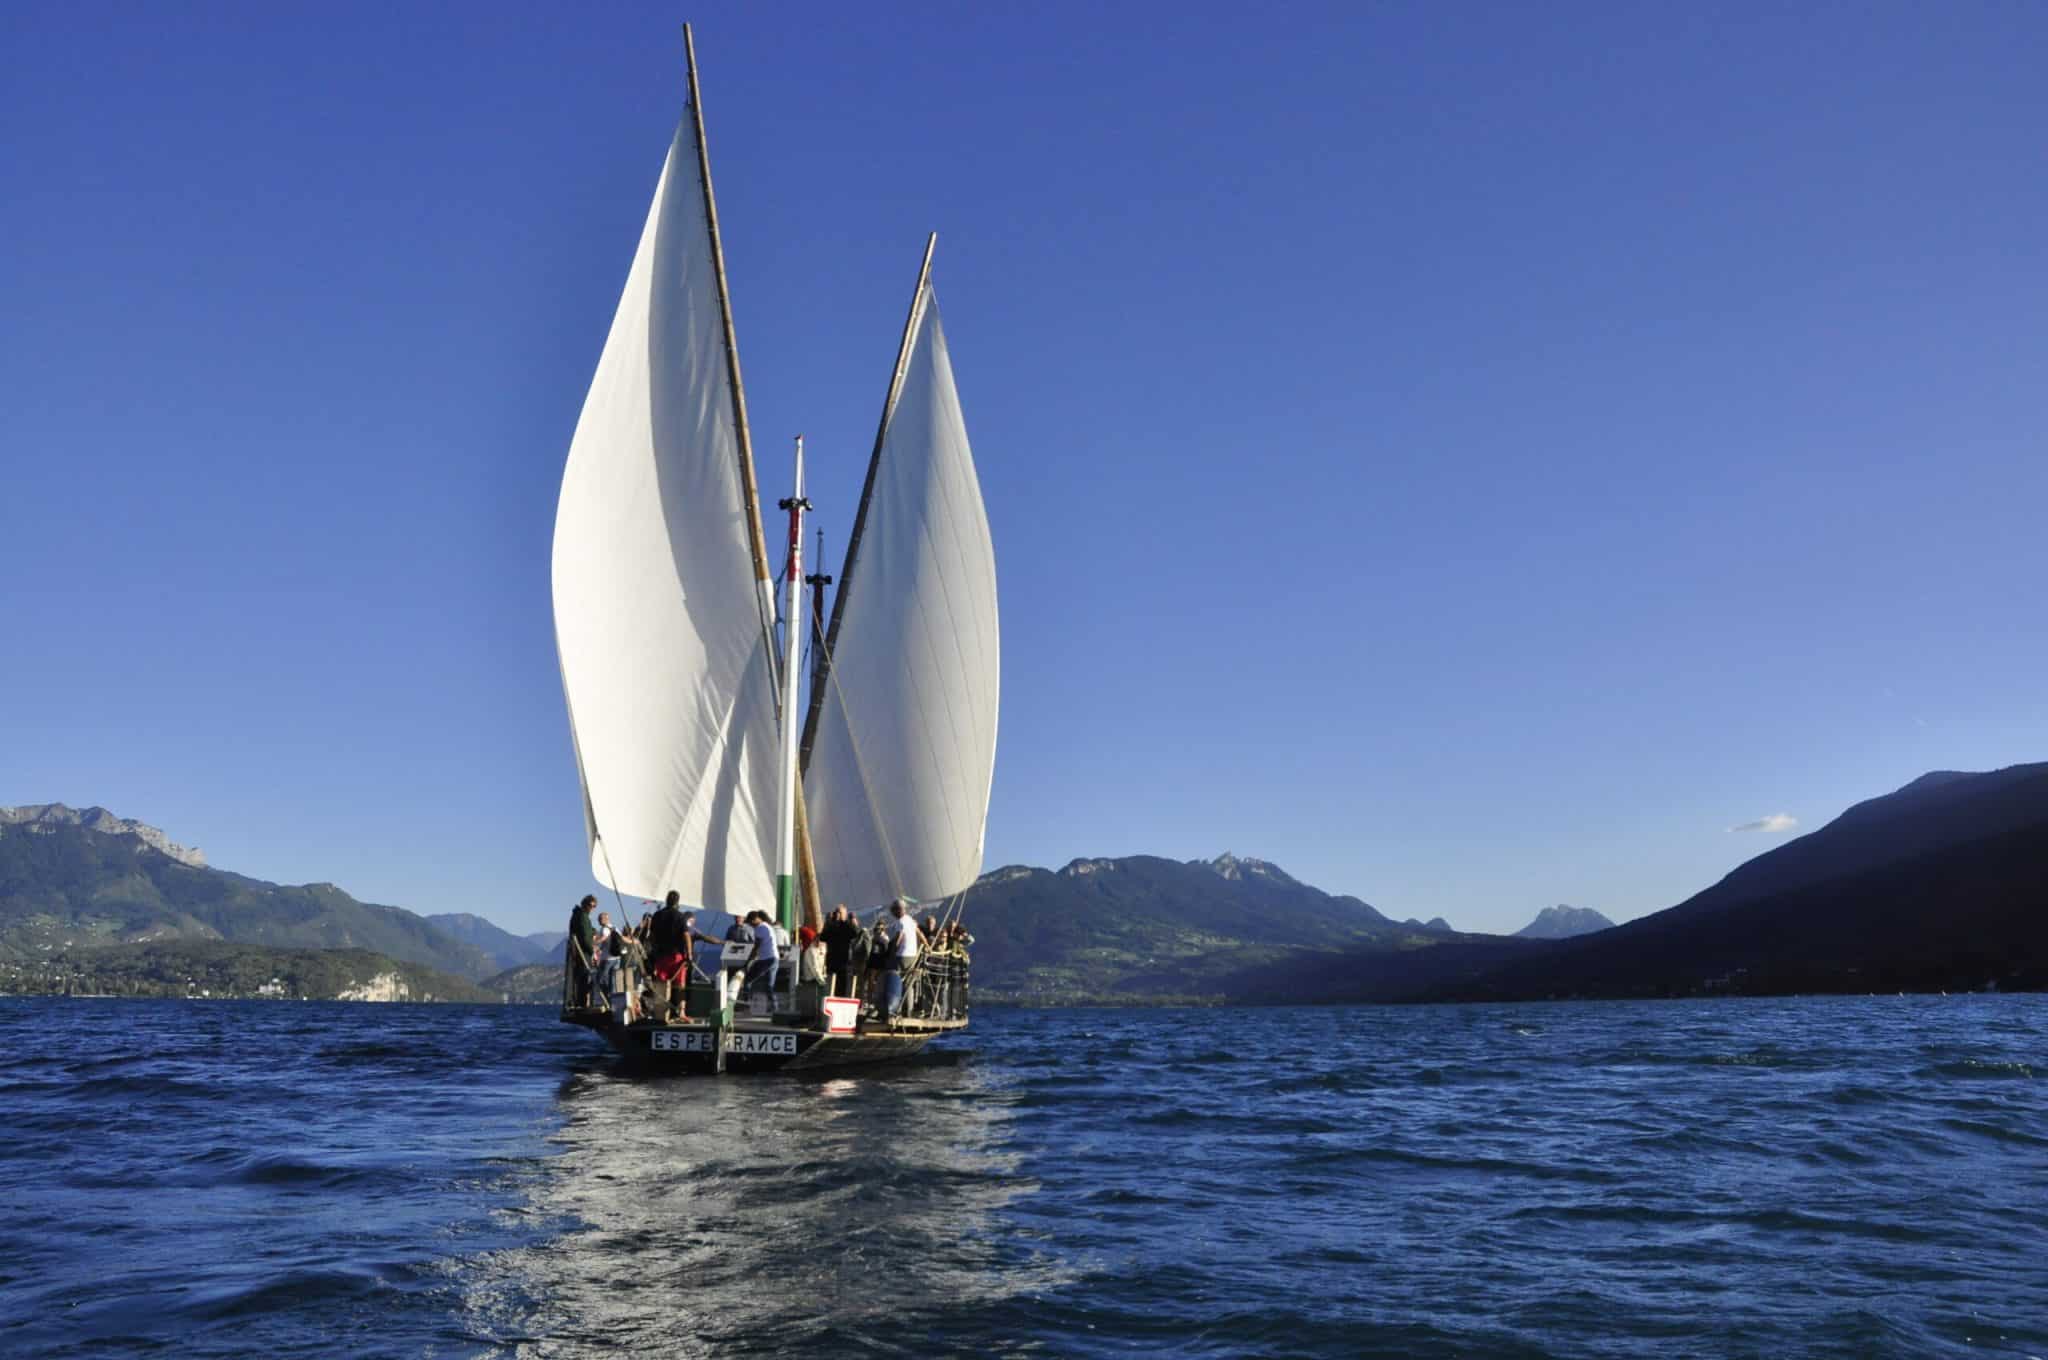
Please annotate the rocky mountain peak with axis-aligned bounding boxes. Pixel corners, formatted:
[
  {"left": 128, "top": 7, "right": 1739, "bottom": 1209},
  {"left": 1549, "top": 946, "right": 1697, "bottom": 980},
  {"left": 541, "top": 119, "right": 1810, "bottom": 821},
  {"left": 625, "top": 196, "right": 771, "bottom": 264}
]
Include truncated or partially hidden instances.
[
  {"left": 0, "top": 803, "right": 207, "bottom": 868},
  {"left": 1202, "top": 852, "right": 1296, "bottom": 884},
  {"left": 978, "top": 865, "right": 1037, "bottom": 885},
  {"left": 1514, "top": 904, "right": 1615, "bottom": 940}
]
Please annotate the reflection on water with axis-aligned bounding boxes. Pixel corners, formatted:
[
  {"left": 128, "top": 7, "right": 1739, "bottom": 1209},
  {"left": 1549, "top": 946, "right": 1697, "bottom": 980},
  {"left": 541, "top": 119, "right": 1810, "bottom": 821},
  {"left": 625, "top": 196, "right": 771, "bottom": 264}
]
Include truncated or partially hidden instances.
[{"left": 462, "top": 1049, "right": 1063, "bottom": 1356}]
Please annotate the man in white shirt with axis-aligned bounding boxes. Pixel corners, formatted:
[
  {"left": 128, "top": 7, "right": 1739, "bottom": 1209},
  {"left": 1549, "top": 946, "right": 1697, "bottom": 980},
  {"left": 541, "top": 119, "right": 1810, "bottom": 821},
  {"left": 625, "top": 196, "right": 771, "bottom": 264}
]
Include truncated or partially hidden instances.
[
  {"left": 592, "top": 912, "right": 623, "bottom": 996},
  {"left": 747, "top": 911, "right": 780, "bottom": 1006},
  {"left": 885, "top": 900, "right": 920, "bottom": 1017}
]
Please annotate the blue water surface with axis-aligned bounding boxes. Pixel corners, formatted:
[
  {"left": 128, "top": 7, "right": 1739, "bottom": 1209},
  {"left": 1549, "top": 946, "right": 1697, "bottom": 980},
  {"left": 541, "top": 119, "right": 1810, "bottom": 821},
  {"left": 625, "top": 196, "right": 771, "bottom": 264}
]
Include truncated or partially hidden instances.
[{"left": 0, "top": 995, "right": 2043, "bottom": 1358}]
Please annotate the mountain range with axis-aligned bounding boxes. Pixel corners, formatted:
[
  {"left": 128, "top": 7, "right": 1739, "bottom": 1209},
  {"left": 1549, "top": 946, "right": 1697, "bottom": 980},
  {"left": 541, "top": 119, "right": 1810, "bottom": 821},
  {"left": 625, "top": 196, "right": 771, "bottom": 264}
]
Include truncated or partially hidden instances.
[
  {"left": 1430, "top": 764, "right": 2048, "bottom": 1000},
  {"left": 1, "top": 803, "right": 208, "bottom": 866},
  {"left": 958, "top": 852, "right": 1461, "bottom": 1000},
  {"left": 423, "top": 912, "right": 558, "bottom": 974},
  {"left": 1237, "top": 762, "right": 2048, "bottom": 1003},
  {"left": 3, "top": 762, "right": 2041, "bottom": 1004},
  {"left": 0, "top": 811, "right": 544, "bottom": 999}
]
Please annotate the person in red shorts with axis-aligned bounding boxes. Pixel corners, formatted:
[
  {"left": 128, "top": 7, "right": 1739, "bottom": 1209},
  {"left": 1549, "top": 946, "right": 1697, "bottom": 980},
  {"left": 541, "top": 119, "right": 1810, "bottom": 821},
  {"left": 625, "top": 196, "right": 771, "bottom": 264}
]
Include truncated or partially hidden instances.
[{"left": 646, "top": 891, "right": 691, "bottom": 1020}]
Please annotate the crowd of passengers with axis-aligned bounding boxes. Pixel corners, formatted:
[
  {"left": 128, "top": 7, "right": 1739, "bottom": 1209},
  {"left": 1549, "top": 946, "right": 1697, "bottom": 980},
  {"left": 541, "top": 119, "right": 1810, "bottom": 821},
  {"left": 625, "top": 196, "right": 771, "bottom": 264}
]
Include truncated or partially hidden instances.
[{"left": 568, "top": 892, "right": 971, "bottom": 1026}]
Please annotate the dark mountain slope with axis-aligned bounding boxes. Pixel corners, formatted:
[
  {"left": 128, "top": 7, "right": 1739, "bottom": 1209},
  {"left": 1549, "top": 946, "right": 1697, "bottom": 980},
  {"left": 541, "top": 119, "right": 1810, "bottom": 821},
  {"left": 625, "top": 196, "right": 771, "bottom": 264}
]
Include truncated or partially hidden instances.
[
  {"left": 1216, "top": 930, "right": 1546, "bottom": 1004},
  {"left": 1420, "top": 764, "right": 2048, "bottom": 1000},
  {"left": 1668, "top": 763, "right": 2048, "bottom": 921}
]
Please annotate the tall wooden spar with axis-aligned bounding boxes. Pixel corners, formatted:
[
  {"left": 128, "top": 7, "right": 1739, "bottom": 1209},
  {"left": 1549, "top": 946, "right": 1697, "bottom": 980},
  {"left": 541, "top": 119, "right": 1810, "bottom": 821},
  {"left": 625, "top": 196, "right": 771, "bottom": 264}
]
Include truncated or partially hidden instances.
[
  {"left": 683, "top": 24, "right": 822, "bottom": 932},
  {"left": 798, "top": 232, "right": 940, "bottom": 776}
]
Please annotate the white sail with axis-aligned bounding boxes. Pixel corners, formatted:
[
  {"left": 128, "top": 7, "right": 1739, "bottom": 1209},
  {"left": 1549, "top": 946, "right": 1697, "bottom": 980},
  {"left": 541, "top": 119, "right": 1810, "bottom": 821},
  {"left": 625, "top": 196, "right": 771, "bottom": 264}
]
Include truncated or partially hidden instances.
[
  {"left": 550, "top": 125, "right": 781, "bottom": 912},
  {"left": 805, "top": 285, "right": 1000, "bottom": 909}
]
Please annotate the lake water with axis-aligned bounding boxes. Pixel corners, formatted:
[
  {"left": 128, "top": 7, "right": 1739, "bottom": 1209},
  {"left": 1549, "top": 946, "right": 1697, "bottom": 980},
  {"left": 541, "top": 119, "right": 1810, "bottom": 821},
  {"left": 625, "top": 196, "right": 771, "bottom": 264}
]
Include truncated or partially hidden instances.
[{"left": 1, "top": 995, "right": 2043, "bottom": 1357}]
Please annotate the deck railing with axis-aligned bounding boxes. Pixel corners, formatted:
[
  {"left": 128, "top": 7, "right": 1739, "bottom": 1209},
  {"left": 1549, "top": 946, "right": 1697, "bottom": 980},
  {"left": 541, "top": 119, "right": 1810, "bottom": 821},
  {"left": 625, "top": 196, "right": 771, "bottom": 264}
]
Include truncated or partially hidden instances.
[
  {"left": 900, "top": 950, "right": 970, "bottom": 1022},
  {"left": 560, "top": 938, "right": 594, "bottom": 1015}
]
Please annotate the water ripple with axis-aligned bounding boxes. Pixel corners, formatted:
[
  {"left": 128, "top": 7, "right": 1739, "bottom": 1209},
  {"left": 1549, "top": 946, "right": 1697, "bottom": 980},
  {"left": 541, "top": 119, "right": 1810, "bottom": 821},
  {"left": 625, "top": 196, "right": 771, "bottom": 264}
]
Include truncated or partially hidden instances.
[{"left": 2, "top": 995, "right": 2046, "bottom": 1357}]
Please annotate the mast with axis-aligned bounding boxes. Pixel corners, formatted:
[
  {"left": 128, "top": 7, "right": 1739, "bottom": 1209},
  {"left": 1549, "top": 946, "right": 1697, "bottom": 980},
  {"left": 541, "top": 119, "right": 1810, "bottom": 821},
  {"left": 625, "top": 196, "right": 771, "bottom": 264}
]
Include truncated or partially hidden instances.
[
  {"left": 684, "top": 25, "right": 823, "bottom": 928},
  {"left": 775, "top": 438, "right": 810, "bottom": 935},
  {"left": 683, "top": 23, "right": 779, "bottom": 681},
  {"left": 797, "top": 232, "right": 938, "bottom": 774},
  {"left": 805, "top": 530, "right": 833, "bottom": 699}
]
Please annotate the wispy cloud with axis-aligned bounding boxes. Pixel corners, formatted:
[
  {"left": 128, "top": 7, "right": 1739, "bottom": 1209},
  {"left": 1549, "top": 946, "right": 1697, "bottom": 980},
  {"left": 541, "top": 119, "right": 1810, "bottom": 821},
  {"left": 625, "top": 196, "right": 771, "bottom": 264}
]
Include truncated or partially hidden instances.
[{"left": 1729, "top": 813, "right": 1798, "bottom": 834}]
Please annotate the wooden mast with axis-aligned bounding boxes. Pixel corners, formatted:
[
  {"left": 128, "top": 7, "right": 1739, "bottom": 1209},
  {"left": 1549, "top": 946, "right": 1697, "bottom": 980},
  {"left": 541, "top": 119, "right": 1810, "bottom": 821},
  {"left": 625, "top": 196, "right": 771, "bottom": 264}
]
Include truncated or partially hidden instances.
[
  {"left": 683, "top": 23, "right": 774, "bottom": 654},
  {"left": 797, "top": 232, "right": 938, "bottom": 775},
  {"left": 683, "top": 23, "right": 823, "bottom": 931}
]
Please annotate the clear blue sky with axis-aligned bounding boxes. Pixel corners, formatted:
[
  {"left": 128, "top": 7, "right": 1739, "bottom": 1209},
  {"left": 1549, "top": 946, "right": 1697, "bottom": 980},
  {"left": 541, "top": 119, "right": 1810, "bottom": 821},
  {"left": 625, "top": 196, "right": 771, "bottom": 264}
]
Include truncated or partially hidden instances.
[{"left": 4, "top": 3, "right": 2042, "bottom": 935}]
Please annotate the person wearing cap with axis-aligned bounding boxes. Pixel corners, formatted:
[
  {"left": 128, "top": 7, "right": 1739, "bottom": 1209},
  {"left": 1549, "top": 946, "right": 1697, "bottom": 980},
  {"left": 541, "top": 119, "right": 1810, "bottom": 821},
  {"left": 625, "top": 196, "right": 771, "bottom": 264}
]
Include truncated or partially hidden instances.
[{"left": 796, "top": 923, "right": 824, "bottom": 988}]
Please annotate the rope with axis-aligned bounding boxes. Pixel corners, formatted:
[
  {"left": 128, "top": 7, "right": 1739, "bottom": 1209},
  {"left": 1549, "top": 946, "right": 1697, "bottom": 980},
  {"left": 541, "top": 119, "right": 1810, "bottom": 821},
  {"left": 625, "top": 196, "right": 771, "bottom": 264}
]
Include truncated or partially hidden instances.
[{"left": 593, "top": 834, "right": 631, "bottom": 926}]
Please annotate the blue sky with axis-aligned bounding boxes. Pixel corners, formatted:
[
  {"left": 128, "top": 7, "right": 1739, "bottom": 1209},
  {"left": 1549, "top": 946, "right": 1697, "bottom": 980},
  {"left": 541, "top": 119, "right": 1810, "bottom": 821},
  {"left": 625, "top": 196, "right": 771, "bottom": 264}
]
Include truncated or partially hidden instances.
[{"left": 4, "top": 3, "right": 2042, "bottom": 936}]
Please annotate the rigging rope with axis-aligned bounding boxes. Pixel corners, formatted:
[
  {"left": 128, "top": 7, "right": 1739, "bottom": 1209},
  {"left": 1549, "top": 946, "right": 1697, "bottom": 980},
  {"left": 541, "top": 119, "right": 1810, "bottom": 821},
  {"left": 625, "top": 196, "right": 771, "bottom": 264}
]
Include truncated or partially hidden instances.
[{"left": 593, "top": 834, "right": 631, "bottom": 927}]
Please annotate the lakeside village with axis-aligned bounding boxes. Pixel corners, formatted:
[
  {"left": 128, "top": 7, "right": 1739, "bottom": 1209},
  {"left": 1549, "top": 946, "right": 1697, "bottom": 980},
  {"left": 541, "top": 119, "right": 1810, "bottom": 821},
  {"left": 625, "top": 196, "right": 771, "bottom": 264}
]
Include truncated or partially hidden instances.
[{"left": 1, "top": 944, "right": 451, "bottom": 1002}]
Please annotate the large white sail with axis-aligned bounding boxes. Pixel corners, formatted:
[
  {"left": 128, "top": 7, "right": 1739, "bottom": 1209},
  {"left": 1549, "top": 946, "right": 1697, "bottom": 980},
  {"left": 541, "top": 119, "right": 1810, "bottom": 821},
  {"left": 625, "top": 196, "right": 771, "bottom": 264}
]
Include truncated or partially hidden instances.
[
  {"left": 805, "top": 284, "right": 1000, "bottom": 909},
  {"left": 551, "top": 125, "right": 781, "bottom": 911}
]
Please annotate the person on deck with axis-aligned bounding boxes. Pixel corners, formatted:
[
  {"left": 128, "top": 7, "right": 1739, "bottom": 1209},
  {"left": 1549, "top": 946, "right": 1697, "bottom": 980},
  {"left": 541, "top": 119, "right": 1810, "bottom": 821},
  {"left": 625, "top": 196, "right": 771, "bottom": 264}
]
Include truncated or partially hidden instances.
[
  {"left": 604, "top": 912, "right": 649, "bottom": 1018},
  {"left": 796, "top": 924, "right": 824, "bottom": 988},
  {"left": 646, "top": 891, "right": 691, "bottom": 1020},
  {"left": 745, "top": 910, "right": 779, "bottom": 1006},
  {"left": 771, "top": 917, "right": 792, "bottom": 997},
  {"left": 593, "top": 911, "right": 623, "bottom": 996},
  {"left": 864, "top": 912, "right": 893, "bottom": 1016},
  {"left": 678, "top": 911, "right": 715, "bottom": 982},
  {"left": 568, "top": 896, "right": 597, "bottom": 1007},
  {"left": 941, "top": 922, "right": 973, "bottom": 1017},
  {"left": 721, "top": 913, "right": 751, "bottom": 994},
  {"left": 885, "top": 900, "right": 921, "bottom": 1019},
  {"left": 849, "top": 916, "right": 875, "bottom": 1012},
  {"left": 820, "top": 905, "right": 859, "bottom": 997}
]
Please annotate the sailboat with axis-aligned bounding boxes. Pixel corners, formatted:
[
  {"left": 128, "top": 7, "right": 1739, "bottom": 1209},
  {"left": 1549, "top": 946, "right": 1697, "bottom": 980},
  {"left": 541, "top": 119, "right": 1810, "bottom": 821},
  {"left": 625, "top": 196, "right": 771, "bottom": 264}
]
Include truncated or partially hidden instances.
[{"left": 549, "top": 27, "right": 999, "bottom": 1071}]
